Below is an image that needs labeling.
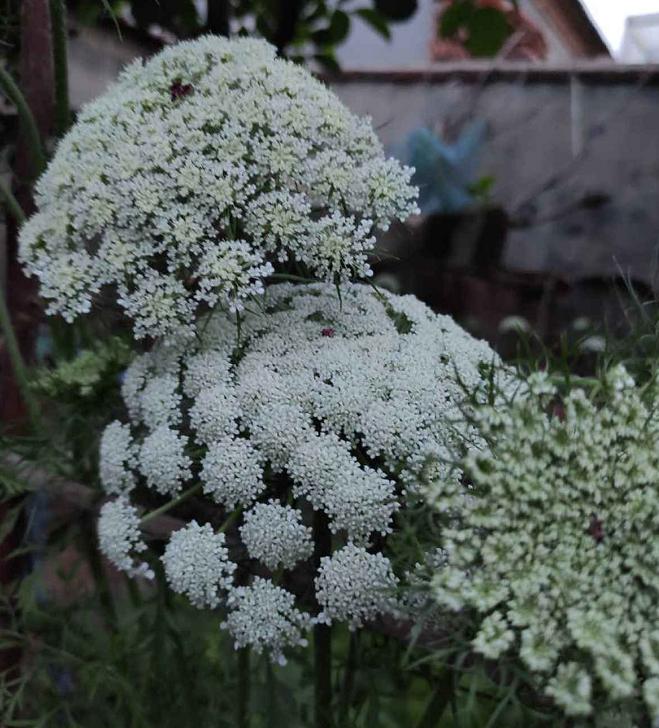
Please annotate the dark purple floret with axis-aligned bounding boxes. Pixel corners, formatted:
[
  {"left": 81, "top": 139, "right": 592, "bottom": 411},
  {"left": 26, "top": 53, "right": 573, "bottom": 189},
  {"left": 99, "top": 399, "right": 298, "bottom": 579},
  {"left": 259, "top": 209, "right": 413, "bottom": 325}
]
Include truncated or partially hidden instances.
[{"left": 170, "top": 79, "right": 194, "bottom": 101}]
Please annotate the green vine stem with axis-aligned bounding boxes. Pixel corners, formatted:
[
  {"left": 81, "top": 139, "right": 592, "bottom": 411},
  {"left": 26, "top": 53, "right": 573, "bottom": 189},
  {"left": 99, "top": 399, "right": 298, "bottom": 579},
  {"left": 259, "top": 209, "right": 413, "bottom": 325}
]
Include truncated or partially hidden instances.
[
  {"left": 0, "top": 66, "right": 47, "bottom": 177},
  {"left": 0, "top": 278, "right": 42, "bottom": 432},
  {"left": 313, "top": 510, "right": 332, "bottom": 728},
  {"left": 0, "top": 178, "right": 26, "bottom": 225},
  {"left": 49, "top": 0, "right": 71, "bottom": 136}
]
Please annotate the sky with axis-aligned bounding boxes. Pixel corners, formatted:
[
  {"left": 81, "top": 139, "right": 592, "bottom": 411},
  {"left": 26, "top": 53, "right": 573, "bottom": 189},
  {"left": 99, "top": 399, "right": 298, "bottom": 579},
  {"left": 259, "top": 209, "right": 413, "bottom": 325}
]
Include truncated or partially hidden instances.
[{"left": 580, "top": 0, "right": 659, "bottom": 52}]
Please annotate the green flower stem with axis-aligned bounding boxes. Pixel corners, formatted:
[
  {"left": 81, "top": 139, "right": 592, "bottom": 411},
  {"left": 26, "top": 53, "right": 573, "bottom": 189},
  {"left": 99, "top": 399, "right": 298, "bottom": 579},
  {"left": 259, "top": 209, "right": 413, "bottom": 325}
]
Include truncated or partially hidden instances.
[
  {"left": 414, "top": 667, "right": 454, "bottom": 728},
  {"left": 338, "top": 631, "right": 358, "bottom": 726},
  {"left": 49, "top": 0, "right": 71, "bottom": 136},
  {"left": 0, "top": 178, "right": 26, "bottom": 224},
  {"left": 313, "top": 510, "right": 332, "bottom": 728},
  {"left": 0, "top": 66, "right": 47, "bottom": 177},
  {"left": 237, "top": 647, "right": 250, "bottom": 728},
  {"left": 139, "top": 483, "right": 202, "bottom": 525},
  {"left": 0, "top": 279, "right": 42, "bottom": 432}
]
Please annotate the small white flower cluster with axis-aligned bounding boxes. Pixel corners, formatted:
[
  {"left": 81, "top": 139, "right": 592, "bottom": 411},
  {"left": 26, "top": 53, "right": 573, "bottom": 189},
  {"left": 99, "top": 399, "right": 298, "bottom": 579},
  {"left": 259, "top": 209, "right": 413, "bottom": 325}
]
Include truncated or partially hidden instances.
[
  {"left": 97, "top": 282, "right": 499, "bottom": 662},
  {"left": 19, "top": 36, "right": 418, "bottom": 339},
  {"left": 239, "top": 501, "right": 313, "bottom": 571},
  {"left": 222, "top": 577, "right": 311, "bottom": 665},
  {"left": 97, "top": 498, "right": 153, "bottom": 579},
  {"left": 315, "top": 544, "right": 399, "bottom": 629},
  {"left": 162, "top": 521, "right": 236, "bottom": 608},
  {"left": 99, "top": 421, "right": 137, "bottom": 495},
  {"left": 430, "top": 366, "right": 659, "bottom": 721}
]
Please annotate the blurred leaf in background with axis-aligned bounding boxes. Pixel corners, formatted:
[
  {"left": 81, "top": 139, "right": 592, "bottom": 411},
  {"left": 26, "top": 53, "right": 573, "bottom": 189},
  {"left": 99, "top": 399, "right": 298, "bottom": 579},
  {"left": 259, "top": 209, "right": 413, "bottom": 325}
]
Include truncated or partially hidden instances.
[
  {"left": 0, "top": 0, "right": 422, "bottom": 71},
  {"left": 439, "top": 0, "right": 512, "bottom": 57},
  {"left": 433, "top": 0, "right": 547, "bottom": 61}
]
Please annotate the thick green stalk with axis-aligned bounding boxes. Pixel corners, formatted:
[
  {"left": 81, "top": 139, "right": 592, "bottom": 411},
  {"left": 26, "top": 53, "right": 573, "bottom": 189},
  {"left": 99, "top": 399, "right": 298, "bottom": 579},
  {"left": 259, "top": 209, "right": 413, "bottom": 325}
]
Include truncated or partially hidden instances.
[
  {"left": 0, "top": 283, "right": 42, "bottom": 432},
  {"left": 0, "top": 66, "right": 47, "bottom": 177},
  {"left": 237, "top": 648, "right": 250, "bottom": 728},
  {"left": 338, "top": 632, "right": 358, "bottom": 726},
  {"left": 49, "top": 0, "right": 70, "bottom": 136},
  {"left": 313, "top": 510, "right": 332, "bottom": 728},
  {"left": 415, "top": 668, "right": 454, "bottom": 728}
]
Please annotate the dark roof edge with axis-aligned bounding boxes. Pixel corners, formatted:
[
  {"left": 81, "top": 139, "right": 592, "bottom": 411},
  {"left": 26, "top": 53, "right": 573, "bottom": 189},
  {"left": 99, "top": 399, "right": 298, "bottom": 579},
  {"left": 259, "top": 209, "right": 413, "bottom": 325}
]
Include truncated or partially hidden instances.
[
  {"left": 554, "top": 0, "right": 611, "bottom": 57},
  {"left": 320, "top": 63, "right": 659, "bottom": 85}
]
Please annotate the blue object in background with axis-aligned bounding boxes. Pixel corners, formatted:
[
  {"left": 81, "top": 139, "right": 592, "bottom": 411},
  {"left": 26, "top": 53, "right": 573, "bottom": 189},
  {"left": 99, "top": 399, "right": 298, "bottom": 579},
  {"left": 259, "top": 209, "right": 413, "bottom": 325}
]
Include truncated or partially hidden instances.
[{"left": 406, "top": 120, "right": 488, "bottom": 215}]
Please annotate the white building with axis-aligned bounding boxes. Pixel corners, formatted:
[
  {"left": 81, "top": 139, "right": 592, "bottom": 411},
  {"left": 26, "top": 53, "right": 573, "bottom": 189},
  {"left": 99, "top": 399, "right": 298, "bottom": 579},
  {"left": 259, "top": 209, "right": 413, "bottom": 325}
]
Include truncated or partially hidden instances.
[{"left": 620, "top": 13, "right": 659, "bottom": 62}]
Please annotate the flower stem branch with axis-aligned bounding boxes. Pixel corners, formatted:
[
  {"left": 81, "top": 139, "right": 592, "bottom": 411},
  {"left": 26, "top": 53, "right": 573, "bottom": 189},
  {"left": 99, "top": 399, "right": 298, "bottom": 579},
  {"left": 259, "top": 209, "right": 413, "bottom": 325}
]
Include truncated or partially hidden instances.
[
  {"left": 140, "top": 483, "right": 202, "bottom": 525},
  {"left": 0, "top": 178, "right": 26, "bottom": 224}
]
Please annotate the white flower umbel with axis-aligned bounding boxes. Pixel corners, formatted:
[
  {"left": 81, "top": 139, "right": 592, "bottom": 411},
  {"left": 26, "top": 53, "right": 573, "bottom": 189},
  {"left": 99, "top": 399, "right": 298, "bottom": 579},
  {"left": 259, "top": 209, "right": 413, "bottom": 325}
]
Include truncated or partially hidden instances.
[
  {"left": 97, "top": 498, "right": 153, "bottom": 579},
  {"left": 200, "top": 436, "right": 265, "bottom": 508},
  {"left": 162, "top": 521, "right": 235, "bottom": 608},
  {"left": 96, "top": 283, "right": 502, "bottom": 653},
  {"left": 222, "top": 577, "right": 311, "bottom": 665},
  {"left": 20, "top": 36, "right": 418, "bottom": 338},
  {"left": 139, "top": 425, "right": 192, "bottom": 496},
  {"left": 315, "top": 544, "right": 399, "bottom": 629},
  {"left": 99, "top": 421, "right": 137, "bottom": 495},
  {"left": 430, "top": 365, "right": 659, "bottom": 720},
  {"left": 240, "top": 501, "right": 312, "bottom": 571}
]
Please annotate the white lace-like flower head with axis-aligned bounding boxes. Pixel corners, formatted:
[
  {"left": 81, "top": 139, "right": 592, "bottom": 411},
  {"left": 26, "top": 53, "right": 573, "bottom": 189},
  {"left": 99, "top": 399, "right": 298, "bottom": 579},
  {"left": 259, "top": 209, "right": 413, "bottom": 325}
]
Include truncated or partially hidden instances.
[
  {"left": 99, "top": 421, "right": 137, "bottom": 495},
  {"left": 430, "top": 366, "right": 659, "bottom": 720},
  {"left": 221, "top": 577, "right": 311, "bottom": 665},
  {"left": 20, "top": 36, "right": 418, "bottom": 339},
  {"left": 240, "top": 500, "right": 312, "bottom": 571},
  {"left": 97, "top": 498, "right": 153, "bottom": 579},
  {"left": 97, "top": 283, "right": 503, "bottom": 658},
  {"left": 315, "top": 543, "right": 399, "bottom": 629},
  {"left": 162, "top": 521, "right": 236, "bottom": 608}
]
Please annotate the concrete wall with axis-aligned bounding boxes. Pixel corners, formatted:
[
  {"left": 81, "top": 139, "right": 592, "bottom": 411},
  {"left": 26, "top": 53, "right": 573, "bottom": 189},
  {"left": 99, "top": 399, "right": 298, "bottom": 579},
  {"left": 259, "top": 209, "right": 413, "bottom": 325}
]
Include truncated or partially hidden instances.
[{"left": 330, "top": 64, "right": 659, "bottom": 285}]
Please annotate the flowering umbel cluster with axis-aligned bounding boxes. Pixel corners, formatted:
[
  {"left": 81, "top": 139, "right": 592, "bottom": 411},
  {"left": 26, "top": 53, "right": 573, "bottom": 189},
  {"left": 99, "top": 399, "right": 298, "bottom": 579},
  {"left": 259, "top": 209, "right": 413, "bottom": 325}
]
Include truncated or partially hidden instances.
[
  {"left": 97, "top": 282, "right": 500, "bottom": 663},
  {"left": 430, "top": 367, "right": 659, "bottom": 721},
  {"left": 19, "top": 36, "right": 418, "bottom": 339}
]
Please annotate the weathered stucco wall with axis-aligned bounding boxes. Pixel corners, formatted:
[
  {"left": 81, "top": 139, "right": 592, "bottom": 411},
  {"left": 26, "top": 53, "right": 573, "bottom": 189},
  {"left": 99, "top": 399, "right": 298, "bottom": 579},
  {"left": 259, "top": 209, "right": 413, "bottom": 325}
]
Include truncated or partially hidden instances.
[{"left": 330, "top": 65, "right": 659, "bottom": 286}]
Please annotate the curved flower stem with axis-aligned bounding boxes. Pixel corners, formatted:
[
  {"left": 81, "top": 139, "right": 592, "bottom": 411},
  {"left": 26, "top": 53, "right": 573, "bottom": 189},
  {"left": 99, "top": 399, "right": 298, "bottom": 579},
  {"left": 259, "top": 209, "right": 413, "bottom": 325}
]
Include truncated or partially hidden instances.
[
  {"left": 0, "top": 66, "right": 47, "bottom": 177},
  {"left": 267, "top": 273, "right": 317, "bottom": 284},
  {"left": 237, "top": 647, "right": 250, "bottom": 728},
  {"left": 139, "top": 483, "right": 202, "bottom": 525},
  {"left": 0, "top": 178, "right": 26, "bottom": 225},
  {"left": 313, "top": 510, "right": 332, "bottom": 728}
]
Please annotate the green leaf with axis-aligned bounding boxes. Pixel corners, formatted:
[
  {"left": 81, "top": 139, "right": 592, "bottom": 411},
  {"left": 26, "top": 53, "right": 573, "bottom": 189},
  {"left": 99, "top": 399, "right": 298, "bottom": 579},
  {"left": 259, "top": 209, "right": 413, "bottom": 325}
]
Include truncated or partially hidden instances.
[
  {"left": 468, "top": 175, "right": 496, "bottom": 201},
  {"left": 312, "top": 10, "right": 351, "bottom": 46},
  {"left": 314, "top": 52, "right": 341, "bottom": 73},
  {"left": 465, "top": 7, "right": 512, "bottom": 57},
  {"left": 355, "top": 8, "right": 391, "bottom": 40},
  {"left": 439, "top": 0, "right": 473, "bottom": 38},
  {"left": 331, "top": 10, "right": 351, "bottom": 43}
]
